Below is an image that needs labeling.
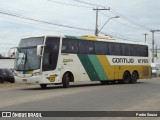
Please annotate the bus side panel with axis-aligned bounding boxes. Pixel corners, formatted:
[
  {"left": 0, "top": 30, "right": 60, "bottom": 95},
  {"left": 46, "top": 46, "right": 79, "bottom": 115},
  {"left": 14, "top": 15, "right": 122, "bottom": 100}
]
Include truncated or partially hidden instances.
[
  {"left": 88, "top": 55, "right": 108, "bottom": 80},
  {"left": 77, "top": 54, "right": 112, "bottom": 81},
  {"left": 118, "top": 65, "right": 150, "bottom": 80},
  {"left": 77, "top": 54, "right": 100, "bottom": 81},
  {"left": 60, "top": 54, "right": 79, "bottom": 82},
  {"left": 140, "top": 66, "right": 151, "bottom": 79},
  {"left": 97, "top": 55, "right": 114, "bottom": 80}
]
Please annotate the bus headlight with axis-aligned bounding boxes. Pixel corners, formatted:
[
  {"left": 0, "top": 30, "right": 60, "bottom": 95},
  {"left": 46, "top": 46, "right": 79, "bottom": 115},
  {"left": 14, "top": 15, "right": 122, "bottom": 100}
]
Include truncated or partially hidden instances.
[
  {"left": 14, "top": 72, "right": 18, "bottom": 76},
  {"left": 32, "top": 72, "right": 40, "bottom": 76}
]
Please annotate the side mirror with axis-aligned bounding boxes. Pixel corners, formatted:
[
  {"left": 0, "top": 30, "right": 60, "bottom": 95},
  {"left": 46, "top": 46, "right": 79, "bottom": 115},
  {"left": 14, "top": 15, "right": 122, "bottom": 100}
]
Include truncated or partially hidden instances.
[
  {"left": 8, "top": 47, "right": 17, "bottom": 58},
  {"left": 37, "top": 45, "right": 45, "bottom": 56}
]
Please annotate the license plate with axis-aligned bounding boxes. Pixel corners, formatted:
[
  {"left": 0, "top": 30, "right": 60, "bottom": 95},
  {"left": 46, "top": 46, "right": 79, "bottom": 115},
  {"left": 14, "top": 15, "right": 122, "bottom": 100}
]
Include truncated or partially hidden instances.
[{"left": 22, "top": 79, "right": 27, "bottom": 82}]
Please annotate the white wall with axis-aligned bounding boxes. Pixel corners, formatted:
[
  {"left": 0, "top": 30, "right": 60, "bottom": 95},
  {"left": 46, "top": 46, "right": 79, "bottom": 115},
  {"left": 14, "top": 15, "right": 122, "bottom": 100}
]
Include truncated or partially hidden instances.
[{"left": 0, "top": 59, "right": 15, "bottom": 69}]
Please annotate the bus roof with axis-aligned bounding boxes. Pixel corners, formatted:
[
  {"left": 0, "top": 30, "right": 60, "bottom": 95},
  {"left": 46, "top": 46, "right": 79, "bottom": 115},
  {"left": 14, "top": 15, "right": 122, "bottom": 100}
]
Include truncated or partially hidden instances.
[
  {"left": 64, "top": 35, "right": 148, "bottom": 46},
  {"left": 21, "top": 35, "right": 148, "bottom": 46}
]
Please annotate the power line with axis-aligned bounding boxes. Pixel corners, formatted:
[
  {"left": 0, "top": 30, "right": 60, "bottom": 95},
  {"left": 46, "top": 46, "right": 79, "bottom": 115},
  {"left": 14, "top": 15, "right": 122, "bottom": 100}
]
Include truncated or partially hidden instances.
[
  {"left": 100, "top": 11, "right": 145, "bottom": 31},
  {"left": 110, "top": 9, "right": 150, "bottom": 30},
  {"left": 47, "top": 0, "right": 150, "bottom": 31},
  {"left": 93, "top": 7, "right": 110, "bottom": 36},
  {"left": 47, "top": 0, "right": 92, "bottom": 8},
  {"left": 73, "top": 0, "right": 150, "bottom": 31},
  {"left": 45, "top": 1, "right": 145, "bottom": 41},
  {"left": 0, "top": 10, "right": 94, "bottom": 32},
  {"left": 0, "top": 1, "right": 153, "bottom": 43},
  {"left": 0, "top": 10, "right": 141, "bottom": 42},
  {"left": 0, "top": 5, "right": 90, "bottom": 29},
  {"left": 73, "top": 0, "right": 109, "bottom": 8},
  {"left": 101, "top": 30, "right": 142, "bottom": 42}
]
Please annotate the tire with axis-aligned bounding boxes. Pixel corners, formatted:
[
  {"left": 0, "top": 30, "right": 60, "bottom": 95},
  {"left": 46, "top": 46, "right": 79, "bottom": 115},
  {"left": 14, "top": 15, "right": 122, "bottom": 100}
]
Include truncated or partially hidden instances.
[
  {"left": 100, "top": 81, "right": 109, "bottom": 84},
  {"left": 40, "top": 84, "right": 47, "bottom": 89},
  {"left": 10, "top": 78, "right": 15, "bottom": 83},
  {"left": 0, "top": 78, "right": 4, "bottom": 83},
  {"left": 122, "top": 71, "right": 131, "bottom": 84},
  {"left": 130, "top": 71, "right": 138, "bottom": 84},
  {"left": 62, "top": 73, "right": 70, "bottom": 88}
]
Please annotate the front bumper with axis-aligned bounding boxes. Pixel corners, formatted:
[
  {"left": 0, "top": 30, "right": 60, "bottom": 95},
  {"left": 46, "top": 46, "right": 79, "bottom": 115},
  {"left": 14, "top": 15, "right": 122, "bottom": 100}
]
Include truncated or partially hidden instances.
[{"left": 15, "top": 75, "right": 41, "bottom": 84}]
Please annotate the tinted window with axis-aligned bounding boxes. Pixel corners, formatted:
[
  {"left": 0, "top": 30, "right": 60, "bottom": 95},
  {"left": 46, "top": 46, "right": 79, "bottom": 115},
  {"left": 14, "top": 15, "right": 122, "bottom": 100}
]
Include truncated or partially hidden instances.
[
  {"left": 95, "top": 42, "right": 109, "bottom": 55},
  {"left": 43, "top": 37, "right": 60, "bottom": 71},
  {"left": 121, "top": 44, "right": 132, "bottom": 56},
  {"left": 140, "top": 45, "right": 148, "bottom": 57},
  {"left": 131, "top": 45, "right": 139, "bottom": 56},
  {"left": 19, "top": 37, "right": 44, "bottom": 47},
  {"left": 109, "top": 43, "right": 121, "bottom": 55},
  {"left": 79, "top": 41, "right": 94, "bottom": 54},
  {"left": 62, "top": 39, "right": 78, "bottom": 53}
]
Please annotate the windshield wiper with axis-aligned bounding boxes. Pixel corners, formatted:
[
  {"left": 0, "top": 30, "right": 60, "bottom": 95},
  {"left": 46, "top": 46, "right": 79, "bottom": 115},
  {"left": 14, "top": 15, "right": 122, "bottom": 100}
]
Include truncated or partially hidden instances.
[{"left": 24, "top": 51, "right": 28, "bottom": 70}]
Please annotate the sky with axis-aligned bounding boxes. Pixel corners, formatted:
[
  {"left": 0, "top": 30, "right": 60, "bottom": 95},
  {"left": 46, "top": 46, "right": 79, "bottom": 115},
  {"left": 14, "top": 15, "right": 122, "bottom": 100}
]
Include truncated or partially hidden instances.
[{"left": 0, "top": 0, "right": 160, "bottom": 56}]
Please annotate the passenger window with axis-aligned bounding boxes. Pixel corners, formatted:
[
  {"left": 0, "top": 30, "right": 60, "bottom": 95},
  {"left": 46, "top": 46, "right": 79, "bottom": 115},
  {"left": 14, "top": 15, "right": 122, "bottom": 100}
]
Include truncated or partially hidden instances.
[
  {"left": 95, "top": 42, "right": 108, "bottom": 55},
  {"left": 121, "top": 44, "right": 132, "bottom": 56},
  {"left": 109, "top": 43, "right": 121, "bottom": 55},
  {"left": 79, "top": 41, "right": 94, "bottom": 54},
  {"left": 62, "top": 39, "right": 78, "bottom": 53}
]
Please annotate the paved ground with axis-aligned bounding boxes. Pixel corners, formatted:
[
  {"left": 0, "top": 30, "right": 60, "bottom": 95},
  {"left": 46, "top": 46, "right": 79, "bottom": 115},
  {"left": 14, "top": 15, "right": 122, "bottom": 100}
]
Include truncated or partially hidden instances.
[
  {"left": 0, "top": 82, "right": 30, "bottom": 88},
  {"left": 0, "top": 78, "right": 160, "bottom": 120}
]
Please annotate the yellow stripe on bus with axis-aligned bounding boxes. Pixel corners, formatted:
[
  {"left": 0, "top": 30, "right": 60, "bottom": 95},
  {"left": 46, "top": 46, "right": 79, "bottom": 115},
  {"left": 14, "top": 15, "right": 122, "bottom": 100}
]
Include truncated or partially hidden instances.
[{"left": 97, "top": 55, "right": 115, "bottom": 80}]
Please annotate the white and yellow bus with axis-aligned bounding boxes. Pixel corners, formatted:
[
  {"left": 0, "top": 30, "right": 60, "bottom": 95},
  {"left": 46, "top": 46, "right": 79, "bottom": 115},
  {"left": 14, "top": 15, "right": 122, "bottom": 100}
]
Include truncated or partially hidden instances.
[{"left": 13, "top": 35, "right": 151, "bottom": 88}]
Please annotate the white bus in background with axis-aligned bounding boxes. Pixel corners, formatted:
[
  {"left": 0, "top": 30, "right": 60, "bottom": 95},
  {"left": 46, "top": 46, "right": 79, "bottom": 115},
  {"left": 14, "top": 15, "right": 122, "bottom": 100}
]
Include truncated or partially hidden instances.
[
  {"left": 151, "top": 63, "right": 160, "bottom": 77},
  {"left": 11, "top": 35, "right": 151, "bottom": 88}
]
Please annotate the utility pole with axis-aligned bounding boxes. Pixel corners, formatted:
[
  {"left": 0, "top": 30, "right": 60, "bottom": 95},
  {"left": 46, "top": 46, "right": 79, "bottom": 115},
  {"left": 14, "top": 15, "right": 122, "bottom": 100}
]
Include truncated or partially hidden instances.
[
  {"left": 150, "top": 30, "right": 160, "bottom": 63},
  {"left": 93, "top": 7, "right": 110, "bottom": 36},
  {"left": 143, "top": 33, "right": 148, "bottom": 43},
  {"left": 155, "top": 45, "right": 157, "bottom": 57}
]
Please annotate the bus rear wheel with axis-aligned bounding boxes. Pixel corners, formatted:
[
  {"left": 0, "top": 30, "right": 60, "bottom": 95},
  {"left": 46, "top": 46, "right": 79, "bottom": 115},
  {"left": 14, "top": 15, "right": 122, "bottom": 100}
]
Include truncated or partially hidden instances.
[
  {"left": 100, "top": 81, "right": 109, "bottom": 84},
  {"left": 62, "top": 73, "right": 70, "bottom": 88},
  {"left": 130, "top": 71, "right": 138, "bottom": 84},
  {"left": 40, "top": 84, "right": 47, "bottom": 89},
  {"left": 122, "top": 71, "right": 131, "bottom": 84}
]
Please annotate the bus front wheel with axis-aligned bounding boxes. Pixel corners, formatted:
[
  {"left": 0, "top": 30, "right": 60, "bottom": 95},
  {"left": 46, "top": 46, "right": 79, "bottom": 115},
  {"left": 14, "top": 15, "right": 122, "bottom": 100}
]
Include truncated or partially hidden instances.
[
  {"left": 62, "top": 73, "right": 70, "bottom": 88},
  {"left": 122, "top": 71, "right": 131, "bottom": 84},
  {"left": 40, "top": 84, "right": 47, "bottom": 89}
]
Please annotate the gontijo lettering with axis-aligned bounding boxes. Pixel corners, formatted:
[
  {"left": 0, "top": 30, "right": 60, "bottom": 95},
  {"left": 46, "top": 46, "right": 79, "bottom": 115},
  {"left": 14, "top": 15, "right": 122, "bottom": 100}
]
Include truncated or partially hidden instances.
[
  {"left": 112, "top": 58, "right": 134, "bottom": 63},
  {"left": 112, "top": 58, "right": 149, "bottom": 64}
]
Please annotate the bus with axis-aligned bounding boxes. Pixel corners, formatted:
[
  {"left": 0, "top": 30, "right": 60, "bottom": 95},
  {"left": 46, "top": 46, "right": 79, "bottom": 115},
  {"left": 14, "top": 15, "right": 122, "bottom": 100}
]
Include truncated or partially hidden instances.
[{"left": 12, "top": 35, "right": 151, "bottom": 88}]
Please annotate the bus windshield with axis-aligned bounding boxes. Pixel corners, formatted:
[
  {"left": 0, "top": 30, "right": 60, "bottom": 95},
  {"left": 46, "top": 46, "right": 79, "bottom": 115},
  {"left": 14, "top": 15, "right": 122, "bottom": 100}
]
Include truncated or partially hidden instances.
[
  {"left": 15, "top": 37, "right": 44, "bottom": 71},
  {"left": 15, "top": 47, "right": 41, "bottom": 71}
]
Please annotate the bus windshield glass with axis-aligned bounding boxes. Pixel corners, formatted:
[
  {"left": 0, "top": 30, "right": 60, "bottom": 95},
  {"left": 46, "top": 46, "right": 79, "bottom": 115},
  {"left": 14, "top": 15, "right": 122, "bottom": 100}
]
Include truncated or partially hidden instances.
[
  {"left": 15, "top": 37, "right": 44, "bottom": 71},
  {"left": 19, "top": 37, "right": 44, "bottom": 47}
]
